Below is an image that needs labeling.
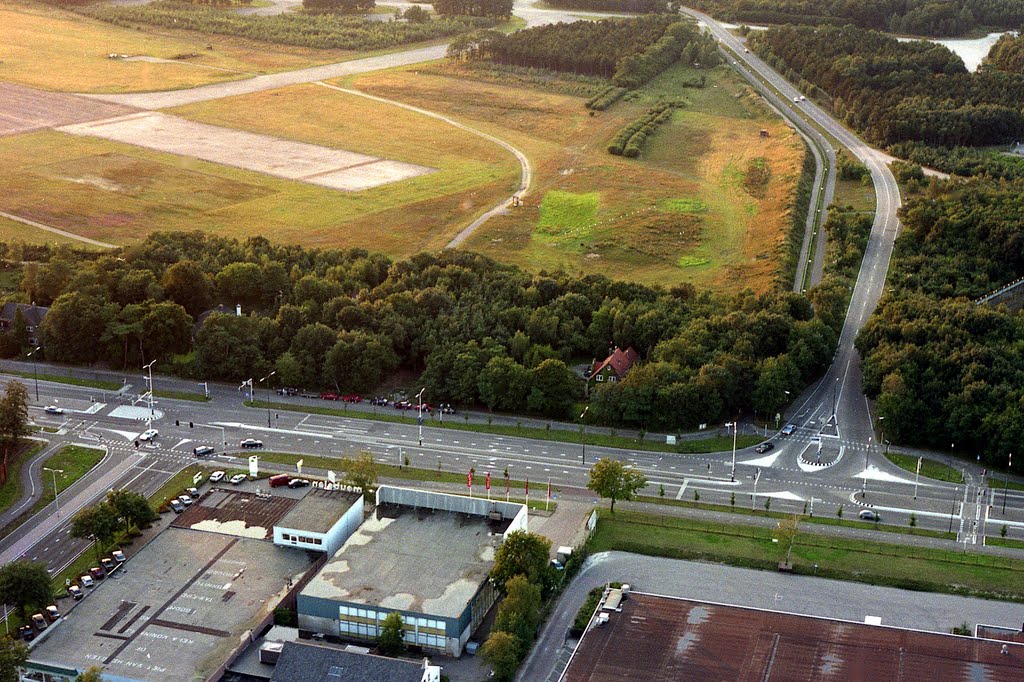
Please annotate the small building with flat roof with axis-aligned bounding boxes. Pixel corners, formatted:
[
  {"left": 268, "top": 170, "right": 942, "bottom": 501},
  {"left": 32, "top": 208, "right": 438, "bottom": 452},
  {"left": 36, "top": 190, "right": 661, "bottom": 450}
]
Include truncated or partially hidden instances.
[
  {"left": 273, "top": 488, "right": 363, "bottom": 555},
  {"left": 269, "top": 641, "right": 440, "bottom": 682},
  {"left": 297, "top": 486, "right": 528, "bottom": 656}
]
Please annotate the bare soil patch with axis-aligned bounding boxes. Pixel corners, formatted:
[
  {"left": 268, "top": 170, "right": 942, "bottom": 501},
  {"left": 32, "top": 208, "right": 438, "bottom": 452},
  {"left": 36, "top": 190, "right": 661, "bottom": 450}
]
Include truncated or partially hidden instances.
[{"left": 0, "top": 83, "right": 137, "bottom": 137}]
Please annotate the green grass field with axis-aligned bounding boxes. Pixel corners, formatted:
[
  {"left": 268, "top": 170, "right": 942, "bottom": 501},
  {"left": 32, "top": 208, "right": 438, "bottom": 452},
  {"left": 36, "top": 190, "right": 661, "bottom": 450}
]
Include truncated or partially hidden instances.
[
  {"left": 592, "top": 509, "right": 1024, "bottom": 600},
  {"left": 0, "top": 441, "right": 44, "bottom": 518},
  {"left": 885, "top": 451, "right": 964, "bottom": 483}
]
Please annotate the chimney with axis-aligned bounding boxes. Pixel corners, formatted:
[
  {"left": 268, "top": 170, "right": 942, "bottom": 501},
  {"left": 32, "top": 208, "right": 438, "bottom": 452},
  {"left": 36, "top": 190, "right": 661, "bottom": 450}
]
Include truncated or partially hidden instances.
[{"left": 235, "top": 304, "right": 242, "bottom": 317}]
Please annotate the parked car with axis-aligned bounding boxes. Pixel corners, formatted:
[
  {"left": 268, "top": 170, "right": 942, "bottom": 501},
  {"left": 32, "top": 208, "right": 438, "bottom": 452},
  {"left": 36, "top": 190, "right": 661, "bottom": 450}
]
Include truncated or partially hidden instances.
[
  {"left": 209, "top": 471, "right": 226, "bottom": 483},
  {"left": 100, "top": 557, "right": 115, "bottom": 572},
  {"left": 320, "top": 392, "right": 340, "bottom": 401},
  {"left": 177, "top": 494, "right": 193, "bottom": 507},
  {"left": 139, "top": 428, "right": 158, "bottom": 442},
  {"left": 287, "top": 478, "right": 310, "bottom": 488},
  {"left": 754, "top": 442, "right": 775, "bottom": 454},
  {"left": 112, "top": 549, "right": 126, "bottom": 563},
  {"left": 439, "top": 403, "right": 455, "bottom": 415},
  {"left": 31, "top": 613, "right": 47, "bottom": 630},
  {"left": 858, "top": 509, "right": 880, "bottom": 522},
  {"left": 394, "top": 400, "right": 412, "bottom": 410},
  {"left": 341, "top": 394, "right": 362, "bottom": 403},
  {"left": 276, "top": 387, "right": 299, "bottom": 396},
  {"left": 185, "top": 487, "right": 199, "bottom": 497},
  {"left": 369, "top": 397, "right": 389, "bottom": 406},
  {"left": 269, "top": 474, "right": 291, "bottom": 488},
  {"left": 169, "top": 499, "right": 185, "bottom": 514},
  {"left": 45, "top": 605, "right": 60, "bottom": 621},
  {"left": 44, "top": 406, "right": 64, "bottom": 415},
  {"left": 79, "top": 574, "right": 95, "bottom": 588},
  {"left": 68, "top": 584, "right": 83, "bottom": 601},
  {"left": 781, "top": 424, "right": 796, "bottom": 436},
  {"left": 240, "top": 438, "right": 263, "bottom": 449},
  {"left": 89, "top": 566, "right": 106, "bottom": 580},
  {"left": 229, "top": 473, "right": 248, "bottom": 485},
  {"left": 193, "top": 445, "right": 215, "bottom": 457},
  {"left": 19, "top": 625, "right": 34, "bottom": 641}
]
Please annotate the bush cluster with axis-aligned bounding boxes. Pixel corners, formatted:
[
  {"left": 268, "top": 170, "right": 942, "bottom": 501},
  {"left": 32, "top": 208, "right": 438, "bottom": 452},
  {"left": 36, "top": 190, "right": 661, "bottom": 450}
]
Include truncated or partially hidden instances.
[
  {"left": 585, "top": 86, "right": 627, "bottom": 111},
  {"left": 607, "top": 103, "right": 676, "bottom": 157},
  {"left": 612, "top": 21, "right": 719, "bottom": 89}
]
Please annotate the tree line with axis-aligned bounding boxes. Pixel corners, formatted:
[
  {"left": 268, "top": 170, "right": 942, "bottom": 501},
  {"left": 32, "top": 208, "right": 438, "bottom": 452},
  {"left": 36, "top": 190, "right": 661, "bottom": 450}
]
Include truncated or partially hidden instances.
[
  {"left": 751, "top": 25, "right": 1024, "bottom": 152},
  {"left": 856, "top": 178, "right": 1024, "bottom": 466},
  {"left": 983, "top": 31, "right": 1024, "bottom": 73},
  {"left": 2, "top": 230, "right": 839, "bottom": 428},
  {"left": 545, "top": 0, "right": 670, "bottom": 13},
  {"left": 464, "top": 16, "right": 719, "bottom": 86},
  {"left": 689, "top": 0, "right": 1024, "bottom": 37}
]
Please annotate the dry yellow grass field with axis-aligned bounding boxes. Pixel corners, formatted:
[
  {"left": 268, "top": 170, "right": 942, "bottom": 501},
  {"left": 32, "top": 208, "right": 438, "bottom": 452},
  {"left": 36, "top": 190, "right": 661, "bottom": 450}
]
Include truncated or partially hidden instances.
[
  {"left": 0, "top": 1, "right": 354, "bottom": 93},
  {"left": 350, "top": 62, "right": 804, "bottom": 292}
]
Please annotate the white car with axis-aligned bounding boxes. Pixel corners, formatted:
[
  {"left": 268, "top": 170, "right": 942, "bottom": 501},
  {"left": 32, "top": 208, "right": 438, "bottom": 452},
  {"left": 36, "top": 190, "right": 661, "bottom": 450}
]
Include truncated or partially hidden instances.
[
  {"left": 239, "top": 438, "right": 263, "bottom": 449},
  {"left": 139, "top": 429, "right": 158, "bottom": 442},
  {"left": 229, "top": 473, "right": 248, "bottom": 485},
  {"left": 79, "top": 575, "right": 94, "bottom": 588},
  {"left": 209, "top": 470, "right": 226, "bottom": 483},
  {"left": 178, "top": 494, "right": 193, "bottom": 506},
  {"left": 44, "top": 406, "right": 64, "bottom": 415}
]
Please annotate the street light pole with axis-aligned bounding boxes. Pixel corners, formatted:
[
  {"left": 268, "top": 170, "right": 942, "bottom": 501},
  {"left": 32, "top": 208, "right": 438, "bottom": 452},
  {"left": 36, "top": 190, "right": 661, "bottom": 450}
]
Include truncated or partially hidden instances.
[
  {"left": 416, "top": 387, "right": 425, "bottom": 447},
  {"left": 729, "top": 419, "right": 738, "bottom": 482},
  {"left": 580, "top": 406, "right": 590, "bottom": 465},
  {"left": 1004, "top": 452, "right": 1012, "bottom": 515},
  {"left": 43, "top": 467, "right": 63, "bottom": 515},
  {"left": 143, "top": 360, "right": 156, "bottom": 426},
  {"left": 27, "top": 346, "right": 41, "bottom": 403},
  {"left": 260, "top": 371, "right": 276, "bottom": 428}
]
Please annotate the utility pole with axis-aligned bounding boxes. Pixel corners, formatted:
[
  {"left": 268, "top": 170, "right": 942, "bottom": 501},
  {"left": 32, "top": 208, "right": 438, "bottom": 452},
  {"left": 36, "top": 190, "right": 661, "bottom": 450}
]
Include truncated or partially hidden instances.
[{"left": 43, "top": 467, "right": 63, "bottom": 515}]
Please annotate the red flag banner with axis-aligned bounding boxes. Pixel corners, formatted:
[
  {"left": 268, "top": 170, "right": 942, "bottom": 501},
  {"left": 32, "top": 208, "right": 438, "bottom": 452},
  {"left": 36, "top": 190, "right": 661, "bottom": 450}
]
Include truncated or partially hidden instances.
[
  {"left": 525, "top": 477, "right": 529, "bottom": 496},
  {"left": 486, "top": 472, "right": 491, "bottom": 490},
  {"left": 467, "top": 471, "right": 473, "bottom": 489},
  {"left": 547, "top": 479, "right": 551, "bottom": 499}
]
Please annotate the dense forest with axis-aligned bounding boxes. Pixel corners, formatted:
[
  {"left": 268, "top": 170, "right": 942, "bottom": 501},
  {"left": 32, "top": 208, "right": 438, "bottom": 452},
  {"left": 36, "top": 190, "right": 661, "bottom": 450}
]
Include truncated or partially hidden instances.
[
  {"left": 983, "top": 31, "right": 1024, "bottom": 73},
  {"left": 474, "top": 17, "right": 720, "bottom": 85},
  {"left": 751, "top": 25, "right": 1024, "bottom": 174},
  {"left": 856, "top": 179, "right": 1024, "bottom": 464},
  {"left": 689, "top": 0, "right": 1024, "bottom": 37},
  {"left": 0, "top": 233, "right": 841, "bottom": 429},
  {"left": 543, "top": 0, "right": 669, "bottom": 13}
]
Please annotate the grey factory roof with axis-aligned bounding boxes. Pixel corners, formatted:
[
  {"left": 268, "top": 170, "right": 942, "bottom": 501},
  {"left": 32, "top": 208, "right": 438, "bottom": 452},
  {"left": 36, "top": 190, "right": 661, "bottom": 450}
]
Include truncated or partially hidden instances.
[
  {"left": 27, "top": 528, "right": 315, "bottom": 682},
  {"left": 301, "top": 503, "right": 511, "bottom": 619},
  {"left": 276, "top": 488, "right": 361, "bottom": 534},
  {"left": 269, "top": 641, "right": 425, "bottom": 682}
]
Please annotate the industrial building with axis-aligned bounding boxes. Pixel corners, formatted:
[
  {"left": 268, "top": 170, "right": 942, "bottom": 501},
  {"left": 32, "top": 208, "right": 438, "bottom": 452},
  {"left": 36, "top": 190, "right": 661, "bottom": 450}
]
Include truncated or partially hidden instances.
[
  {"left": 272, "top": 488, "right": 363, "bottom": 555},
  {"left": 268, "top": 641, "right": 441, "bottom": 682},
  {"left": 561, "top": 591, "right": 1024, "bottom": 681},
  {"left": 297, "top": 486, "right": 528, "bottom": 656}
]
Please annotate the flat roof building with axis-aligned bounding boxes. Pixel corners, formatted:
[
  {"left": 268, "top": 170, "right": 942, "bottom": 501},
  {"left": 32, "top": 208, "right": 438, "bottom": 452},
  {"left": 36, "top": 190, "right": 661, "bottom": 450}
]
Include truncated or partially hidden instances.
[
  {"left": 298, "top": 486, "right": 528, "bottom": 657},
  {"left": 561, "top": 591, "right": 1024, "bottom": 681},
  {"left": 21, "top": 528, "right": 316, "bottom": 682},
  {"left": 269, "top": 641, "right": 440, "bottom": 682}
]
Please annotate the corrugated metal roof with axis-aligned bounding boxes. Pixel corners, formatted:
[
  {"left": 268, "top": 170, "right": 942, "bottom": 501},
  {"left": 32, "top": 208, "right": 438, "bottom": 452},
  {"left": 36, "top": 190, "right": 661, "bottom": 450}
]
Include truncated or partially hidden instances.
[{"left": 563, "top": 593, "right": 1024, "bottom": 681}]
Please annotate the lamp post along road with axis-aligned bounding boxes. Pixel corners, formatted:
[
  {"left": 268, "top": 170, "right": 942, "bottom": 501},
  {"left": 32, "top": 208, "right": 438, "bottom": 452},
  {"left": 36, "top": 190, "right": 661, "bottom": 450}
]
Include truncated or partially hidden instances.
[
  {"left": 43, "top": 467, "right": 64, "bottom": 515},
  {"left": 727, "top": 420, "right": 738, "bottom": 482},
  {"left": 143, "top": 360, "right": 156, "bottom": 426},
  {"left": 1004, "top": 452, "right": 1012, "bottom": 514},
  {"left": 260, "top": 371, "right": 276, "bottom": 428},
  {"left": 27, "top": 346, "right": 42, "bottom": 402},
  {"left": 416, "top": 387, "right": 425, "bottom": 447},
  {"left": 579, "top": 406, "right": 590, "bottom": 466}
]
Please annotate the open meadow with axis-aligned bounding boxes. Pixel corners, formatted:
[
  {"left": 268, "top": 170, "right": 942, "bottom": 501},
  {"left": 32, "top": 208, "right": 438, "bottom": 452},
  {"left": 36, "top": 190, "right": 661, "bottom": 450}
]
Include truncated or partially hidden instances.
[
  {"left": 0, "top": 0, "right": 356, "bottom": 93},
  {"left": 350, "top": 61, "right": 804, "bottom": 291}
]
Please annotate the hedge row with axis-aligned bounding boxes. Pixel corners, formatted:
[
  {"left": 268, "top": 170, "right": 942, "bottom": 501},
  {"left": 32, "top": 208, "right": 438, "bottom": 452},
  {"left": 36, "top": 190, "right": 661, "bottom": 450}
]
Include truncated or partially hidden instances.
[
  {"left": 607, "top": 103, "right": 677, "bottom": 157},
  {"left": 585, "top": 86, "right": 627, "bottom": 111},
  {"left": 612, "top": 21, "right": 719, "bottom": 89}
]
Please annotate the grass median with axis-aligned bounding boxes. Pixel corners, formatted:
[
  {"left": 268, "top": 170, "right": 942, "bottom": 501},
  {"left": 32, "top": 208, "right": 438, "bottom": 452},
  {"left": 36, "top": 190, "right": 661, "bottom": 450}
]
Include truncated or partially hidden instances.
[
  {"left": 591, "top": 509, "right": 1024, "bottom": 601},
  {"left": 885, "top": 451, "right": 964, "bottom": 483},
  {"left": 0, "top": 440, "right": 45, "bottom": 517},
  {"left": 250, "top": 400, "right": 760, "bottom": 455}
]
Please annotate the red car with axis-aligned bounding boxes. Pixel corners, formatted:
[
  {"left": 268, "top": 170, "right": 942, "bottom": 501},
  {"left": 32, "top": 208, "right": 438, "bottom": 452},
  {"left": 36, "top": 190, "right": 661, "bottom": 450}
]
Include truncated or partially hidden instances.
[
  {"left": 341, "top": 394, "right": 362, "bottom": 403},
  {"left": 394, "top": 400, "right": 412, "bottom": 410},
  {"left": 320, "top": 392, "right": 340, "bottom": 401}
]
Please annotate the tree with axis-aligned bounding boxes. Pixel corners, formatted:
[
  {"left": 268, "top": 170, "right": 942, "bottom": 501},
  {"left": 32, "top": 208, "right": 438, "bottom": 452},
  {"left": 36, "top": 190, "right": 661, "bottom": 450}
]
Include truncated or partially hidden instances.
[
  {"left": 403, "top": 5, "right": 429, "bottom": 22},
  {"left": 342, "top": 452, "right": 378, "bottom": 497},
  {"left": 323, "top": 331, "right": 399, "bottom": 393},
  {"left": 773, "top": 515, "right": 800, "bottom": 567},
  {"left": 480, "top": 631, "right": 520, "bottom": 682},
  {"left": 491, "top": 530, "right": 551, "bottom": 589},
  {"left": 215, "top": 262, "right": 263, "bottom": 311},
  {"left": 289, "top": 323, "right": 338, "bottom": 388},
  {"left": 0, "top": 560, "right": 52, "bottom": 619},
  {"left": 378, "top": 612, "right": 406, "bottom": 656},
  {"left": 0, "top": 636, "right": 28, "bottom": 682},
  {"left": 527, "top": 359, "right": 579, "bottom": 419},
  {"left": 106, "top": 489, "right": 158, "bottom": 536},
  {"left": 39, "top": 292, "right": 116, "bottom": 364},
  {"left": 493, "top": 575, "right": 542, "bottom": 646},
  {"left": 587, "top": 457, "right": 647, "bottom": 513},
  {"left": 162, "top": 260, "right": 213, "bottom": 317},
  {"left": 70, "top": 503, "right": 121, "bottom": 559},
  {"left": 0, "top": 380, "right": 29, "bottom": 485},
  {"left": 304, "top": 0, "right": 375, "bottom": 10},
  {"left": 141, "top": 302, "right": 194, "bottom": 362},
  {"left": 478, "top": 356, "right": 530, "bottom": 411}
]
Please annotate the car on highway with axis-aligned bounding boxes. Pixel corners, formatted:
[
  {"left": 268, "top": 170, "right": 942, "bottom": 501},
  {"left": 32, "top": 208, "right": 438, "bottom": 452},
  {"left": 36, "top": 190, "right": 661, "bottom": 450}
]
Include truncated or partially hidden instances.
[
  {"left": 31, "top": 613, "right": 47, "bottom": 630},
  {"left": 209, "top": 470, "right": 225, "bottom": 483},
  {"left": 288, "top": 478, "right": 311, "bottom": 488},
  {"left": 112, "top": 549, "right": 126, "bottom": 563},
  {"left": 193, "top": 445, "right": 215, "bottom": 457},
  {"left": 169, "top": 499, "right": 185, "bottom": 514},
  {"left": 240, "top": 438, "right": 263, "bottom": 449},
  {"left": 19, "top": 625, "right": 34, "bottom": 641},
  {"left": 754, "top": 442, "right": 774, "bottom": 454},
  {"left": 229, "top": 473, "right": 248, "bottom": 485},
  {"left": 68, "top": 584, "right": 83, "bottom": 600},
  {"left": 781, "top": 424, "right": 796, "bottom": 436},
  {"left": 139, "top": 428, "right": 158, "bottom": 441},
  {"left": 178, "top": 494, "right": 193, "bottom": 507},
  {"left": 743, "top": 47, "right": 749, "bottom": 53},
  {"left": 79, "top": 574, "right": 94, "bottom": 588},
  {"left": 320, "top": 392, "right": 340, "bottom": 401},
  {"left": 44, "top": 406, "right": 65, "bottom": 415},
  {"left": 858, "top": 509, "right": 880, "bottom": 522},
  {"left": 794, "top": 96, "right": 800, "bottom": 102},
  {"left": 276, "top": 387, "right": 299, "bottom": 396},
  {"left": 45, "top": 605, "right": 60, "bottom": 621}
]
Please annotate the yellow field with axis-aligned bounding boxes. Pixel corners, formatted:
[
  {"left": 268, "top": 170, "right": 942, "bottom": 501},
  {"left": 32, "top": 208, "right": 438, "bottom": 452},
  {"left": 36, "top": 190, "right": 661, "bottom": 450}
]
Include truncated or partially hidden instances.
[
  {"left": 0, "top": 1, "right": 354, "bottom": 93},
  {"left": 350, "top": 62, "right": 804, "bottom": 291},
  {"left": 0, "top": 215, "right": 99, "bottom": 248},
  {"left": 0, "top": 83, "right": 518, "bottom": 252}
]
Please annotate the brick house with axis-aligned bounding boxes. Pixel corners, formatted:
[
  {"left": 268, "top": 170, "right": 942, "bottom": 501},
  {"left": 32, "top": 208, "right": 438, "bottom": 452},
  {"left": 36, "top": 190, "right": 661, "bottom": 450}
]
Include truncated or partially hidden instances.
[
  {"left": 0, "top": 302, "right": 48, "bottom": 346},
  {"left": 589, "top": 346, "right": 640, "bottom": 384}
]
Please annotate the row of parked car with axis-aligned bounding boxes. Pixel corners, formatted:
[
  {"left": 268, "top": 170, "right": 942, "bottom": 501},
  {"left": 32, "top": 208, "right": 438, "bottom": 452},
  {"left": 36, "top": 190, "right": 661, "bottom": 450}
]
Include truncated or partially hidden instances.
[
  {"left": 24, "top": 549, "right": 129, "bottom": 640},
  {"left": 274, "top": 389, "right": 457, "bottom": 414}
]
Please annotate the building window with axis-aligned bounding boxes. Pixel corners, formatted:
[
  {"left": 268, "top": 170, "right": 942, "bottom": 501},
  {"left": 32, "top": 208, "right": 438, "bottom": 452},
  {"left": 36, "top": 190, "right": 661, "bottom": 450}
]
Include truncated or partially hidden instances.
[
  {"left": 609, "top": 376, "right": 617, "bottom": 382},
  {"left": 595, "top": 374, "right": 604, "bottom": 382},
  {"left": 314, "top": 538, "right": 322, "bottom": 545}
]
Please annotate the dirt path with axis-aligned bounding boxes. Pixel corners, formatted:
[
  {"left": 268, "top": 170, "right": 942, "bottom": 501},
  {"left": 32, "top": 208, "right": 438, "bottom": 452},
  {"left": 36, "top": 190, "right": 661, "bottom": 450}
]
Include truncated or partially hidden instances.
[
  {"left": 0, "top": 211, "right": 116, "bottom": 249},
  {"left": 315, "top": 82, "right": 531, "bottom": 248}
]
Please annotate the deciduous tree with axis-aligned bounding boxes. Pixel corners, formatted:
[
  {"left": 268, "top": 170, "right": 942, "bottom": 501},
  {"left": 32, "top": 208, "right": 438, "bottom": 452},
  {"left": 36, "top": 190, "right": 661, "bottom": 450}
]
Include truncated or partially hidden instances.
[
  {"left": 0, "top": 561, "right": 52, "bottom": 619},
  {"left": 587, "top": 457, "right": 647, "bottom": 513},
  {"left": 491, "top": 530, "right": 551, "bottom": 588},
  {"left": 480, "top": 631, "right": 519, "bottom": 682},
  {"left": 378, "top": 612, "right": 405, "bottom": 656}
]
